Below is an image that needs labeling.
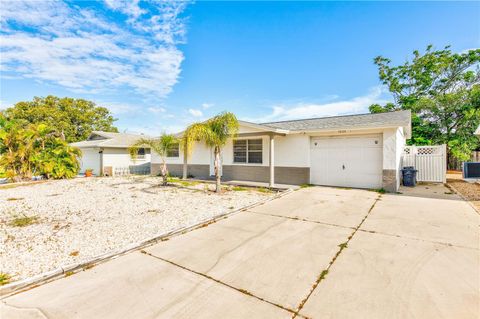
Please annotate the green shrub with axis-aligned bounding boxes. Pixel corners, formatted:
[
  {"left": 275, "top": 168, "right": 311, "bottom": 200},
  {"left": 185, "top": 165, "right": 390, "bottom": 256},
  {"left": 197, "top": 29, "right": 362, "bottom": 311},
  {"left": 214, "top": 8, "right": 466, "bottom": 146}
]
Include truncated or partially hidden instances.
[
  {"left": 9, "top": 215, "right": 39, "bottom": 227},
  {"left": 0, "top": 273, "right": 11, "bottom": 286},
  {"left": 232, "top": 186, "right": 247, "bottom": 191}
]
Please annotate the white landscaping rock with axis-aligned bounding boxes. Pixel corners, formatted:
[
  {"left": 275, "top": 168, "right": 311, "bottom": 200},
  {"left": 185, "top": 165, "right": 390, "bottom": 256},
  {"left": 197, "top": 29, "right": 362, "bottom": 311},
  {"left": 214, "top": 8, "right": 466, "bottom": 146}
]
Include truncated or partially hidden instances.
[{"left": 0, "top": 177, "right": 272, "bottom": 283}]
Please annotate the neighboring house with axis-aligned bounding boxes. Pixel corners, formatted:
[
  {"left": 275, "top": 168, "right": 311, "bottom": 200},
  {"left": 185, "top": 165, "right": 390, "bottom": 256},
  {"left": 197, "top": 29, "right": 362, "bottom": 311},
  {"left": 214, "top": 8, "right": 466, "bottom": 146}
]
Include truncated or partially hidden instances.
[
  {"left": 70, "top": 131, "right": 151, "bottom": 176},
  {"left": 152, "top": 110, "right": 411, "bottom": 192}
]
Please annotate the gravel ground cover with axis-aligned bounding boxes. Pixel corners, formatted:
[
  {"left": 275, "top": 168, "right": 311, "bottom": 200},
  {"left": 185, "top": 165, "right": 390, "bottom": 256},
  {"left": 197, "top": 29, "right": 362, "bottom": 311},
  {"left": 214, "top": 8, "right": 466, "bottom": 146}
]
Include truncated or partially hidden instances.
[
  {"left": 0, "top": 176, "right": 274, "bottom": 284},
  {"left": 447, "top": 179, "right": 480, "bottom": 212}
]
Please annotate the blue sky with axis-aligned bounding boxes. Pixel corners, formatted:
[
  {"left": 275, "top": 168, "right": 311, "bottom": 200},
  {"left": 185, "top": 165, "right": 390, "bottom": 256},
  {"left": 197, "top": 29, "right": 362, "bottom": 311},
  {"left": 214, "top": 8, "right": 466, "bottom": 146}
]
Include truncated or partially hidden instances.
[{"left": 1, "top": 1, "right": 479, "bottom": 134}]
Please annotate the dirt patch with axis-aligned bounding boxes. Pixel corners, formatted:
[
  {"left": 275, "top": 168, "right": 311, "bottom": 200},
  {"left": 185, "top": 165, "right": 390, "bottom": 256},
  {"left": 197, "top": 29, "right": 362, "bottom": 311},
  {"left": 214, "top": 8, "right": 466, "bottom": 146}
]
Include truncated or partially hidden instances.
[{"left": 447, "top": 179, "right": 480, "bottom": 212}]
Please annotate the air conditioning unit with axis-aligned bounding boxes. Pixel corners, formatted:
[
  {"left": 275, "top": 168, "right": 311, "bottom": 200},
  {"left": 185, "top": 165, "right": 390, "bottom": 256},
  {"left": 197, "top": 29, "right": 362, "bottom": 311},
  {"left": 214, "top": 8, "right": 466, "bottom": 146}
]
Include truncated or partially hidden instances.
[{"left": 463, "top": 162, "right": 480, "bottom": 178}]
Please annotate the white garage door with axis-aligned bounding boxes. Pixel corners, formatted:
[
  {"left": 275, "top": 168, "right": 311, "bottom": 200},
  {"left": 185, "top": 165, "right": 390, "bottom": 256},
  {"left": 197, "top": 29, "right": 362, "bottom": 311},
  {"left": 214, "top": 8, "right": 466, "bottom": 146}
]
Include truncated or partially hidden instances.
[
  {"left": 79, "top": 149, "right": 101, "bottom": 175},
  {"left": 310, "top": 135, "right": 383, "bottom": 189}
]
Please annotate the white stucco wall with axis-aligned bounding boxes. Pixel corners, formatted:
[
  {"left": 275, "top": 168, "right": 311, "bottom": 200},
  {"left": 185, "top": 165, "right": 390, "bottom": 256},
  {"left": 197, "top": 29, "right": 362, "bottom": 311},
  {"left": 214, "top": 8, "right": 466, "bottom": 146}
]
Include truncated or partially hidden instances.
[
  {"left": 102, "top": 147, "right": 151, "bottom": 169},
  {"left": 272, "top": 134, "right": 310, "bottom": 167},
  {"left": 157, "top": 142, "right": 210, "bottom": 165},
  {"left": 382, "top": 128, "right": 397, "bottom": 170},
  {"left": 78, "top": 148, "right": 101, "bottom": 175},
  {"left": 395, "top": 127, "right": 406, "bottom": 189},
  {"left": 155, "top": 134, "right": 310, "bottom": 168},
  {"left": 382, "top": 127, "right": 407, "bottom": 189}
]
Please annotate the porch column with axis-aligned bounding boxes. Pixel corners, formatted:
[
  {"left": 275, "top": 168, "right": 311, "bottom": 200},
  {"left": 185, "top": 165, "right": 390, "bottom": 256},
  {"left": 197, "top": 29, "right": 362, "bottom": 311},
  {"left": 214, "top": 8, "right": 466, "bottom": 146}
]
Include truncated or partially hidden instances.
[{"left": 269, "top": 134, "right": 275, "bottom": 187}]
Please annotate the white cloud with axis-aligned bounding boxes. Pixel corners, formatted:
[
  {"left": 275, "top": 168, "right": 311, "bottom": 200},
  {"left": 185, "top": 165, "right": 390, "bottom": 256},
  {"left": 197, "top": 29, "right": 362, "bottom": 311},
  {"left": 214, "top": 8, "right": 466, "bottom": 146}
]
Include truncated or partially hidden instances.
[
  {"left": 202, "top": 103, "right": 213, "bottom": 109},
  {"left": 247, "top": 87, "right": 391, "bottom": 123},
  {"left": 188, "top": 108, "right": 203, "bottom": 117},
  {"left": 147, "top": 106, "right": 166, "bottom": 113},
  {"left": 0, "top": 0, "right": 190, "bottom": 98},
  {"left": 104, "top": 0, "right": 146, "bottom": 22},
  {"left": 97, "top": 102, "right": 137, "bottom": 115}
]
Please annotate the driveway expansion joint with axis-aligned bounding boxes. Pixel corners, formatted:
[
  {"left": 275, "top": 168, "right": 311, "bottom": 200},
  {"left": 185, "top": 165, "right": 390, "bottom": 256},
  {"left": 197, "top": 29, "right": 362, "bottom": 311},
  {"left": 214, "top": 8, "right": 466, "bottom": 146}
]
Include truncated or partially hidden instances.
[
  {"left": 245, "top": 210, "right": 356, "bottom": 231},
  {"left": 290, "top": 194, "right": 382, "bottom": 319},
  {"left": 140, "top": 250, "right": 299, "bottom": 316}
]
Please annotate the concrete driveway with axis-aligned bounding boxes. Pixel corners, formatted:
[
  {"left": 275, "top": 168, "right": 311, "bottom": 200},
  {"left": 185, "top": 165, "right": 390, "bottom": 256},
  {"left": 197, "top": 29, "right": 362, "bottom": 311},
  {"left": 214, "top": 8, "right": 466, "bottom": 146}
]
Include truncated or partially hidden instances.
[{"left": 2, "top": 184, "right": 479, "bottom": 319}]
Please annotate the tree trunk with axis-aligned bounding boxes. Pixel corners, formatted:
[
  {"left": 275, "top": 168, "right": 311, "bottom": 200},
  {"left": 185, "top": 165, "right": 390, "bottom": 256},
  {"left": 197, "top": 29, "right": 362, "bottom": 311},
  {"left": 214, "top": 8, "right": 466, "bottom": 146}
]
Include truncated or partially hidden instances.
[
  {"left": 182, "top": 145, "right": 188, "bottom": 180},
  {"left": 161, "top": 161, "right": 168, "bottom": 186},
  {"left": 214, "top": 146, "right": 221, "bottom": 193}
]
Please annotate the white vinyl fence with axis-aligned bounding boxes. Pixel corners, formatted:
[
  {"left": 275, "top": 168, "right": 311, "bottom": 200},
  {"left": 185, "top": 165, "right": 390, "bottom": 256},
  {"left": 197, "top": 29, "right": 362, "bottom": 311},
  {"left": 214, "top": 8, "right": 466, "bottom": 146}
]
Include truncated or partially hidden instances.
[{"left": 401, "top": 145, "right": 447, "bottom": 183}]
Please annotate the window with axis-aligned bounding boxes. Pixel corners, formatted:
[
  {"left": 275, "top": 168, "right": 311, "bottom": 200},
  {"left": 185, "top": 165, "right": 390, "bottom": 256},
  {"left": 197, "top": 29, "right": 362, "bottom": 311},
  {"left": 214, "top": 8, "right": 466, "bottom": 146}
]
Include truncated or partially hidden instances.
[
  {"left": 233, "top": 139, "right": 262, "bottom": 164},
  {"left": 137, "top": 148, "right": 146, "bottom": 159},
  {"left": 167, "top": 143, "right": 179, "bottom": 157}
]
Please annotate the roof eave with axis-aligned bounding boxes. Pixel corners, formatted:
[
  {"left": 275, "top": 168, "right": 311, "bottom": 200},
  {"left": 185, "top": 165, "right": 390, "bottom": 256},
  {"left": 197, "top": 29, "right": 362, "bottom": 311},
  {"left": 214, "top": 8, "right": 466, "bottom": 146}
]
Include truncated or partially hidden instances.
[
  {"left": 238, "top": 120, "right": 290, "bottom": 134},
  {"left": 291, "top": 123, "right": 412, "bottom": 138}
]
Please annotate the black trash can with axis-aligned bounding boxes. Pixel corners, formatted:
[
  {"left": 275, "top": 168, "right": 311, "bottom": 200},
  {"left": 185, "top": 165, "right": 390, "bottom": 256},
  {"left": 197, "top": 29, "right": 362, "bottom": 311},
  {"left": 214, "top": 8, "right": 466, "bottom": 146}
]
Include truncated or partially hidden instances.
[{"left": 401, "top": 167, "right": 417, "bottom": 187}]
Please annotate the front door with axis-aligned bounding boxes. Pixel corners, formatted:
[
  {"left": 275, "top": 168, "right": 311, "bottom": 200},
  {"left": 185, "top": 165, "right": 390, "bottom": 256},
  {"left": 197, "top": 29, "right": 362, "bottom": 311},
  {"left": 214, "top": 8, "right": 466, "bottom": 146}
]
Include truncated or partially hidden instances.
[{"left": 209, "top": 148, "right": 223, "bottom": 176}]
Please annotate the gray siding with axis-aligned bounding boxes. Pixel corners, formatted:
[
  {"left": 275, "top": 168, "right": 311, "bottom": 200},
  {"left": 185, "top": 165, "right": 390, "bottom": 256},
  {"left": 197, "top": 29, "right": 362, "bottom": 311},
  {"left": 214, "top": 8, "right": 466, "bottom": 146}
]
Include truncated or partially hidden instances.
[
  {"left": 222, "top": 165, "right": 309, "bottom": 185},
  {"left": 151, "top": 163, "right": 209, "bottom": 178},
  {"left": 152, "top": 163, "right": 309, "bottom": 185}
]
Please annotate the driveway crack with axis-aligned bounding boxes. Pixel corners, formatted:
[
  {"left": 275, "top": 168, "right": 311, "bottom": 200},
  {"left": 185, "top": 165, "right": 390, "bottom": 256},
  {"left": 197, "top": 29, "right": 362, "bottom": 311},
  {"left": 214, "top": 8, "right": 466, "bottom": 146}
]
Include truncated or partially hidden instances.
[
  {"left": 140, "top": 250, "right": 300, "bottom": 316},
  {"left": 291, "top": 194, "right": 382, "bottom": 319}
]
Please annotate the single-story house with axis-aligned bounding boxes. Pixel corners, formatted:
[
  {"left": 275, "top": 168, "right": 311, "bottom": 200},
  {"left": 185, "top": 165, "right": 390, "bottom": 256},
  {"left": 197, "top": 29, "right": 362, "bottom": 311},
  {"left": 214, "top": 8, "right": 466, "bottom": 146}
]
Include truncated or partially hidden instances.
[
  {"left": 70, "top": 131, "right": 151, "bottom": 176},
  {"left": 152, "top": 110, "right": 411, "bottom": 192}
]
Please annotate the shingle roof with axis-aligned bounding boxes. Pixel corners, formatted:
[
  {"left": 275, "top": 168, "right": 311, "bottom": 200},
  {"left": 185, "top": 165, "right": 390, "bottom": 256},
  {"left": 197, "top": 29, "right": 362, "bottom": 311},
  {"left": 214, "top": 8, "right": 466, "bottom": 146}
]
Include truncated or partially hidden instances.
[
  {"left": 261, "top": 110, "right": 411, "bottom": 135},
  {"left": 70, "top": 131, "right": 150, "bottom": 148}
]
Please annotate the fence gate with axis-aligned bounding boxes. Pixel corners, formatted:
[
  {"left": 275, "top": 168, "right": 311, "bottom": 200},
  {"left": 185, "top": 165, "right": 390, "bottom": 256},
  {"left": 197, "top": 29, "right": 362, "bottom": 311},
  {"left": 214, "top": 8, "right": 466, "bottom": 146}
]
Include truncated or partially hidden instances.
[{"left": 401, "top": 145, "right": 447, "bottom": 183}]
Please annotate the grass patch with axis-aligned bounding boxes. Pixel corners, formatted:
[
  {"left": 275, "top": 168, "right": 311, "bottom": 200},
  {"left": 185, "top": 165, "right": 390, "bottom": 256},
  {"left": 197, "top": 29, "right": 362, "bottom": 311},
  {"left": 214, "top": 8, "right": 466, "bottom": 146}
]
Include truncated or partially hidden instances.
[
  {"left": 319, "top": 269, "right": 329, "bottom": 281},
  {"left": 6, "top": 197, "right": 24, "bottom": 201},
  {"left": 232, "top": 186, "right": 248, "bottom": 191},
  {"left": 179, "top": 180, "right": 199, "bottom": 187},
  {"left": 65, "top": 271, "right": 74, "bottom": 277},
  {"left": 300, "top": 184, "right": 315, "bottom": 188},
  {"left": 9, "top": 215, "right": 39, "bottom": 227},
  {"left": 338, "top": 242, "right": 348, "bottom": 249},
  {"left": 371, "top": 188, "right": 386, "bottom": 194},
  {"left": 0, "top": 273, "right": 11, "bottom": 286},
  {"left": 167, "top": 176, "right": 181, "bottom": 183},
  {"left": 256, "top": 187, "right": 273, "bottom": 194}
]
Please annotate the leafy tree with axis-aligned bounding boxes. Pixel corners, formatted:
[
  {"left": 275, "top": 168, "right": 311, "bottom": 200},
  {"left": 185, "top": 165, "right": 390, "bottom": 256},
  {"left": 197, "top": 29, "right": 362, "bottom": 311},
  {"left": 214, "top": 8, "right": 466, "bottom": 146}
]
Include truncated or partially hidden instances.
[
  {"left": 0, "top": 113, "right": 81, "bottom": 181},
  {"left": 4, "top": 95, "right": 118, "bottom": 143},
  {"left": 31, "top": 127, "right": 82, "bottom": 179},
  {"left": 186, "top": 112, "right": 239, "bottom": 193},
  {"left": 130, "top": 134, "right": 178, "bottom": 186},
  {"left": 370, "top": 46, "right": 480, "bottom": 165},
  {"left": 0, "top": 115, "right": 33, "bottom": 181}
]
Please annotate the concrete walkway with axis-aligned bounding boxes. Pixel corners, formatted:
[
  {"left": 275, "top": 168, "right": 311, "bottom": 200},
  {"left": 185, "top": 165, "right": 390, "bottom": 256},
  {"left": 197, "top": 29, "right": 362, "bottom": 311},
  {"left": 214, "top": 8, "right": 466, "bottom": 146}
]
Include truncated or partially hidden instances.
[{"left": 2, "top": 185, "right": 479, "bottom": 319}]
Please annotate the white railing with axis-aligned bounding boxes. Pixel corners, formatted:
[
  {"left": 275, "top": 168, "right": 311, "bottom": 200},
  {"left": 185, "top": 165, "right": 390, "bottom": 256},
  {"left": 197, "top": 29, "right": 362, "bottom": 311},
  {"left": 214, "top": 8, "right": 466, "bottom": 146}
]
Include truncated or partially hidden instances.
[
  {"left": 113, "top": 166, "right": 151, "bottom": 176},
  {"left": 402, "top": 145, "right": 447, "bottom": 183}
]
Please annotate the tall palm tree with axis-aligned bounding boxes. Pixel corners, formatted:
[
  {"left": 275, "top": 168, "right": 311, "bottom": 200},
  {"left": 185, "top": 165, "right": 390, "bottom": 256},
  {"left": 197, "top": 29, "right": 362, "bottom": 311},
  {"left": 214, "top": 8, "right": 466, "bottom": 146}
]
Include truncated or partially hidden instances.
[
  {"left": 180, "top": 125, "right": 196, "bottom": 180},
  {"left": 130, "top": 134, "right": 178, "bottom": 186},
  {"left": 187, "top": 112, "right": 238, "bottom": 192}
]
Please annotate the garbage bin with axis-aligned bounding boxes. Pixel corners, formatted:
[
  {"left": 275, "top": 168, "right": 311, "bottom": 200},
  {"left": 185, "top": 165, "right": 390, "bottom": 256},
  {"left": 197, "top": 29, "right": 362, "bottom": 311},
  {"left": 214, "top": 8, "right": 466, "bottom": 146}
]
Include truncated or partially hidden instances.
[{"left": 401, "top": 167, "right": 417, "bottom": 187}]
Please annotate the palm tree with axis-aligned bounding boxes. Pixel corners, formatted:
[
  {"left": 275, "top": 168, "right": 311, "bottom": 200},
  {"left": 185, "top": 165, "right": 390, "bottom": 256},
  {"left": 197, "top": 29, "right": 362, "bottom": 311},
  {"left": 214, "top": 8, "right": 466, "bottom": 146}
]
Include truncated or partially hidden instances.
[
  {"left": 180, "top": 125, "right": 196, "bottom": 180},
  {"left": 186, "top": 112, "right": 238, "bottom": 192},
  {"left": 130, "top": 134, "right": 178, "bottom": 186}
]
